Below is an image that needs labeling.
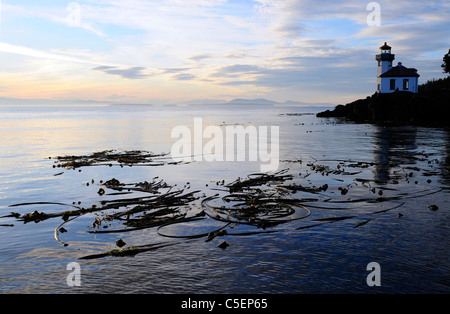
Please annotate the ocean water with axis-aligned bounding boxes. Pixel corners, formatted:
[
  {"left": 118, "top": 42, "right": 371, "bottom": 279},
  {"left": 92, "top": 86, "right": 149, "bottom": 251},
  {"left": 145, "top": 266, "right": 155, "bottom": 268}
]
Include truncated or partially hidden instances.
[{"left": 0, "top": 104, "right": 449, "bottom": 294}]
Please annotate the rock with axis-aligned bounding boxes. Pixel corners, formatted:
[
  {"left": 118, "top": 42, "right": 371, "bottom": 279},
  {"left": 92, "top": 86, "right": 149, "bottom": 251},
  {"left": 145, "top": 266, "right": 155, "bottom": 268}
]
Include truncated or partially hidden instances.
[
  {"left": 316, "top": 78, "right": 450, "bottom": 127},
  {"left": 218, "top": 241, "right": 229, "bottom": 250},
  {"left": 428, "top": 204, "right": 439, "bottom": 211},
  {"left": 116, "top": 239, "right": 126, "bottom": 247}
]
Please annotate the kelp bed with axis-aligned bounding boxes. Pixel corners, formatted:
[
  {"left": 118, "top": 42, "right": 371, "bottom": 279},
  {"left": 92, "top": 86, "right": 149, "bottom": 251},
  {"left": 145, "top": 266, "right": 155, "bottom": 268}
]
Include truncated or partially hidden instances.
[
  {"left": 1, "top": 149, "right": 444, "bottom": 259},
  {"left": 51, "top": 149, "right": 184, "bottom": 169}
]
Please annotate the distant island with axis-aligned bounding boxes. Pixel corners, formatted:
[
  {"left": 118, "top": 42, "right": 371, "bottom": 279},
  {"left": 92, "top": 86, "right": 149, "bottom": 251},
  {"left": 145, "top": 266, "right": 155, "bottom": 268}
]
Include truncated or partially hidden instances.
[
  {"left": 317, "top": 76, "right": 450, "bottom": 127},
  {"left": 184, "top": 98, "right": 333, "bottom": 107}
]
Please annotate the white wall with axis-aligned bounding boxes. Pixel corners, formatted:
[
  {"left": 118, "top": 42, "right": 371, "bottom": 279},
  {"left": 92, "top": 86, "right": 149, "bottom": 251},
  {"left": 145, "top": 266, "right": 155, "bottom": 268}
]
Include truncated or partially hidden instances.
[{"left": 380, "top": 77, "right": 418, "bottom": 93}]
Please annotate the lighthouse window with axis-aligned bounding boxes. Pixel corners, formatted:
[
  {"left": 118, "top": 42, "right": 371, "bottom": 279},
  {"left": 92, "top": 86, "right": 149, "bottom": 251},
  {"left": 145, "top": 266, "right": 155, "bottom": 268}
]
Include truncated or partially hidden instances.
[
  {"left": 390, "top": 79, "right": 395, "bottom": 90},
  {"left": 403, "top": 79, "right": 409, "bottom": 90},
  {"left": 388, "top": 61, "right": 392, "bottom": 66}
]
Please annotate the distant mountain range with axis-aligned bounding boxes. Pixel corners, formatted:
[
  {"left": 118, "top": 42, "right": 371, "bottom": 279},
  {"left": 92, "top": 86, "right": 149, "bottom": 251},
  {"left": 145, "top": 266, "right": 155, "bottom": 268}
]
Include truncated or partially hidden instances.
[
  {"left": 185, "top": 98, "right": 333, "bottom": 107},
  {"left": 227, "top": 98, "right": 279, "bottom": 105},
  {"left": 0, "top": 96, "right": 333, "bottom": 108}
]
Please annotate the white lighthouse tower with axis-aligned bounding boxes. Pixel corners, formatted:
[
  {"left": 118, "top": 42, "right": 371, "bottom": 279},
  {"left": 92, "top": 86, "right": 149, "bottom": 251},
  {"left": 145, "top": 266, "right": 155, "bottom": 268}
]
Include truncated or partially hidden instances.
[
  {"left": 376, "top": 42, "right": 395, "bottom": 92},
  {"left": 375, "top": 42, "right": 419, "bottom": 93}
]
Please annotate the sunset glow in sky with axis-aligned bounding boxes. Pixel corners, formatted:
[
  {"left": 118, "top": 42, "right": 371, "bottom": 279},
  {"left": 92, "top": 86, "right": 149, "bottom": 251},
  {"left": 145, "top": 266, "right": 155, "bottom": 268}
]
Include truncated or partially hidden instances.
[{"left": 0, "top": 0, "right": 449, "bottom": 105}]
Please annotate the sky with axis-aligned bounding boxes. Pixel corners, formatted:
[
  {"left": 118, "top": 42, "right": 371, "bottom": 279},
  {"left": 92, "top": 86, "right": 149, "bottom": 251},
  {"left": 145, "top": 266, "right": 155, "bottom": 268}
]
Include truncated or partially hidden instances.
[{"left": 0, "top": 0, "right": 449, "bottom": 105}]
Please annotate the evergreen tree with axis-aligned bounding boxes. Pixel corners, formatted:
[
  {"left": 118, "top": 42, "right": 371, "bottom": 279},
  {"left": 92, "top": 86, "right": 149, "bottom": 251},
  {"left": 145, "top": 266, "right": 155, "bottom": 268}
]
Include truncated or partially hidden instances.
[{"left": 442, "top": 49, "right": 450, "bottom": 74}]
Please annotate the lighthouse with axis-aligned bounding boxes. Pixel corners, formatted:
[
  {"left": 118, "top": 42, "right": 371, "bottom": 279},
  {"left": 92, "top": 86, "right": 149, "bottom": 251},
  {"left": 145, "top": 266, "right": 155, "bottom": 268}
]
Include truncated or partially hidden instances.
[{"left": 376, "top": 42, "right": 419, "bottom": 93}]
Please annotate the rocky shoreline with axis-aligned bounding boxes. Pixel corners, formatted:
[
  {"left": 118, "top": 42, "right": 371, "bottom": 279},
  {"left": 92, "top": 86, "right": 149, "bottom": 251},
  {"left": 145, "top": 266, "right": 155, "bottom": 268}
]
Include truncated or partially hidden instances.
[{"left": 317, "top": 77, "right": 450, "bottom": 127}]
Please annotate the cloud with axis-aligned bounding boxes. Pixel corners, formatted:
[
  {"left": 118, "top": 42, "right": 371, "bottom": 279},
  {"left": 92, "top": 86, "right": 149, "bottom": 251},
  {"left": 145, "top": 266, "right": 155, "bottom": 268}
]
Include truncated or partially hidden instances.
[
  {"left": 162, "top": 68, "right": 192, "bottom": 74},
  {"left": 171, "top": 73, "right": 196, "bottom": 80},
  {"left": 210, "top": 45, "right": 375, "bottom": 93},
  {"left": 253, "top": 0, "right": 450, "bottom": 40},
  {"left": 189, "top": 54, "right": 213, "bottom": 62},
  {"left": 2, "top": 0, "right": 448, "bottom": 104},
  {"left": 2, "top": 2, "right": 107, "bottom": 37},
  {"left": 92, "top": 66, "right": 150, "bottom": 79},
  {"left": 211, "top": 64, "right": 262, "bottom": 77},
  {"left": 165, "top": 0, "right": 228, "bottom": 7},
  {"left": 160, "top": 68, "right": 196, "bottom": 80},
  {"left": 0, "top": 42, "right": 93, "bottom": 64},
  {"left": 356, "top": 19, "right": 450, "bottom": 58}
]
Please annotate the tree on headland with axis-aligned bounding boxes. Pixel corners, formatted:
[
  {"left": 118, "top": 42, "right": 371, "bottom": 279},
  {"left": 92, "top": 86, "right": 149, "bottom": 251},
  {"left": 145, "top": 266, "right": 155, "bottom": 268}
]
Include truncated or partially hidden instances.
[
  {"left": 419, "top": 50, "right": 450, "bottom": 93},
  {"left": 442, "top": 49, "right": 450, "bottom": 74}
]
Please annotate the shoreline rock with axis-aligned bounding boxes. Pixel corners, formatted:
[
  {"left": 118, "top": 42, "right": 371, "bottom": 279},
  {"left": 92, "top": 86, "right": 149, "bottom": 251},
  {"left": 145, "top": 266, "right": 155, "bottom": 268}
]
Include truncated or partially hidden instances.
[{"left": 317, "top": 78, "right": 450, "bottom": 127}]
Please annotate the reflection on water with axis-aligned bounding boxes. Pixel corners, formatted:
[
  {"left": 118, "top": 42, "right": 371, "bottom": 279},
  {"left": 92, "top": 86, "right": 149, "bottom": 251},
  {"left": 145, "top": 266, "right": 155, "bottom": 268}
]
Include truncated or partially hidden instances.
[
  {"left": 0, "top": 105, "right": 449, "bottom": 293},
  {"left": 373, "top": 126, "right": 418, "bottom": 183},
  {"left": 443, "top": 130, "right": 450, "bottom": 186}
]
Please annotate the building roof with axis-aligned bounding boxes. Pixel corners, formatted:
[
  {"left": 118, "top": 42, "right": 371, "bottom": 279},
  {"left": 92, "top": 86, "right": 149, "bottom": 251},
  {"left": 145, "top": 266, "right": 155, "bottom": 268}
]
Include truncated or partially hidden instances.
[
  {"left": 380, "top": 63, "right": 420, "bottom": 77},
  {"left": 380, "top": 42, "right": 391, "bottom": 50}
]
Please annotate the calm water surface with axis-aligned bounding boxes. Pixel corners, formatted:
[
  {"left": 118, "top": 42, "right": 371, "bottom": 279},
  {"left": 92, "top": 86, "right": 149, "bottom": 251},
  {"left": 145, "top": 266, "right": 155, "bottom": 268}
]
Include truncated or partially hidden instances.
[{"left": 0, "top": 104, "right": 449, "bottom": 293}]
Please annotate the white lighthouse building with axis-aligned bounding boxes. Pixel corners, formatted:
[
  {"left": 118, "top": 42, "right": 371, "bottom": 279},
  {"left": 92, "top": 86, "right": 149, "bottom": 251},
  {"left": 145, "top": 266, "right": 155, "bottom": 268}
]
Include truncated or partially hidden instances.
[{"left": 376, "top": 42, "right": 419, "bottom": 93}]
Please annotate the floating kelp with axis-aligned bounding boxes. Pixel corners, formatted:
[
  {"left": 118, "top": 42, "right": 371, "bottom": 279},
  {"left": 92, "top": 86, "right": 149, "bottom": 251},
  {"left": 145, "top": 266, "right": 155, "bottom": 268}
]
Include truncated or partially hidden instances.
[
  {"left": 2, "top": 149, "right": 445, "bottom": 260},
  {"left": 85, "top": 187, "right": 200, "bottom": 234},
  {"left": 156, "top": 212, "right": 231, "bottom": 240},
  {"left": 79, "top": 241, "right": 181, "bottom": 260},
  {"left": 225, "top": 169, "right": 293, "bottom": 192},
  {"left": 7, "top": 174, "right": 200, "bottom": 248},
  {"left": 52, "top": 149, "right": 182, "bottom": 169},
  {"left": 280, "top": 183, "right": 328, "bottom": 193},
  {"left": 202, "top": 193, "right": 311, "bottom": 229},
  {"left": 353, "top": 219, "right": 372, "bottom": 228},
  {"left": 22, "top": 211, "right": 50, "bottom": 223},
  {"left": 9, "top": 202, "right": 86, "bottom": 224},
  {"left": 101, "top": 177, "right": 170, "bottom": 194}
]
